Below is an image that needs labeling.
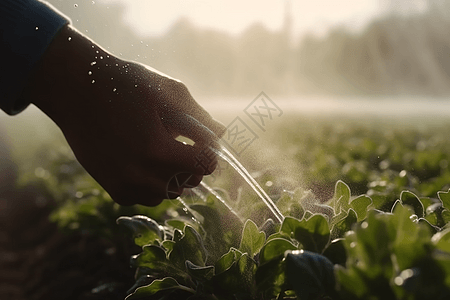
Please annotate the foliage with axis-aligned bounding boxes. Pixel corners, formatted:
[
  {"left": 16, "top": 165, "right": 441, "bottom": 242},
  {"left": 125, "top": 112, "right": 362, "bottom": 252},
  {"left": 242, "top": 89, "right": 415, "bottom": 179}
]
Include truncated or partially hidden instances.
[
  {"left": 119, "top": 180, "right": 450, "bottom": 299},
  {"left": 21, "top": 118, "right": 450, "bottom": 299}
]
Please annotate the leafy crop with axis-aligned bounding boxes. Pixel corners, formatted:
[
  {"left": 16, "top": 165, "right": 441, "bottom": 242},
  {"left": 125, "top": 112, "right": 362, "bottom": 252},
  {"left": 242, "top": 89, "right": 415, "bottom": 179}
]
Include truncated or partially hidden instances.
[
  {"left": 22, "top": 118, "right": 450, "bottom": 299},
  {"left": 118, "top": 181, "right": 450, "bottom": 299}
]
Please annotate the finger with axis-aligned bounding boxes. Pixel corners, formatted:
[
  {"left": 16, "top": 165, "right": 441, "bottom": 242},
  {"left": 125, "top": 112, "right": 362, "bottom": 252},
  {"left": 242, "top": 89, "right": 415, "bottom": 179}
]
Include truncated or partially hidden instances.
[
  {"left": 163, "top": 113, "right": 219, "bottom": 145},
  {"left": 165, "top": 140, "right": 219, "bottom": 176},
  {"left": 184, "top": 107, "right": 227, "bottom": 139}
]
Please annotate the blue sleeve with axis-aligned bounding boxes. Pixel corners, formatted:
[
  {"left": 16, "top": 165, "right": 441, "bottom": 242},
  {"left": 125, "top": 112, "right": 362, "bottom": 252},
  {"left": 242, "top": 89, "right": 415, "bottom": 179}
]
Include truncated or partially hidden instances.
[{"left": 0, "top": 0, "right": 70, "bottom": 115}]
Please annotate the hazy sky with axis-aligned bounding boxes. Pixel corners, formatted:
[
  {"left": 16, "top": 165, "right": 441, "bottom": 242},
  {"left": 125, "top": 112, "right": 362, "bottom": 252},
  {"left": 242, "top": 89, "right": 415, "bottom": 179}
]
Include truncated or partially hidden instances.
[{"left": 96, "top": 0, "right": 390, "bottom": 37}]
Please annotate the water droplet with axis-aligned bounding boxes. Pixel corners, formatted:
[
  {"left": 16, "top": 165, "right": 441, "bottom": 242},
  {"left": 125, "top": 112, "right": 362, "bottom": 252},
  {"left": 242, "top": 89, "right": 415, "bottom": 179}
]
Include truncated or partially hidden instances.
[
  {"left": 74, "top": 4, "right": 78, "bottom": 8},
  {"left": 110, "top": 77, "right": 113, "bottom": 80},
  {"left": 91, "top": 45, "right": 95, "bottom": 48},
  {"left": 112, "top": 88, "right": 117, "bottom": 92},
  {"left": 75, "top": 191, "right": 83, "bottom": 198},
  {"left": 90, "top": 61, "right": 96, "bottom": 66},
  {"left": 134, "top": 84, "right": 138, "bottom": 88},
  {"left": 91, "top": 80, "right": 95, "bottom": 84},
  {"left": 115, "top": 63, "right": 119, "bottom": 67},
  {"left": 68, "top": 36, "right": 72, "bottom": 41},
  {"left": 91, "top": 0, "right": 95, "bottom": 4},
  {"left": 106, "top": 55, "right": 110, "bottom": 58},
  {"left": 265, "top": 181, "right": 273, "bottom": 187},
  {"left": 146, "top": 44, "right": 149, "bottom": 47},
  {"left": 361, "top": 221, "right": 368, "bottom": 229},
  {"left": 394, "top": 276, "right": 404, "bottom": 286},
  {"left": 140, "top": 41, "right": 143, "bottom": 44},
  {"left": 350, "top": 242, "right": 356, "bottom": 248},
  {"left": 85, "top": 29, "right": 88, "bottom": 33},
  {"left": 96, "top": 50, "right": 99, "bottom": 54},
  {"left": 88, "top": 71, "right": 92, "bottom": 75},
  {"left": 119, "top": 53, "right": 122, "bottom": 56},
  {"left": 100, "top": 56, "right": 103, "bottom": 59},
  {"left": 35, "top": 26, "right": 39, "bottom": 30}
]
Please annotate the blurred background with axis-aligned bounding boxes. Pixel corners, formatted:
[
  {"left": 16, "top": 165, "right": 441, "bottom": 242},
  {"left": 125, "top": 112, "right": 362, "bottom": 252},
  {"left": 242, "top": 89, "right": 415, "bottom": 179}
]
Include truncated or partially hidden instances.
[
  {"left": 31, "top": 0, "right": 450, "bottom": 96},
  {"left": 3, "top": 1, "right": 450, "bottom": 299}
]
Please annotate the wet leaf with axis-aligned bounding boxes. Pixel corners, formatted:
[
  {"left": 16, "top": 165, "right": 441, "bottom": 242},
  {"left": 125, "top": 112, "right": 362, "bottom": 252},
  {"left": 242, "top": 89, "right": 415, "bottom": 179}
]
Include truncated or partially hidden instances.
[
  {"left": 334, "top": 180, "right": 351, "bottom": 214},
  {"left": 293, "top": 214, "right": 330, "bottom": 253},
  {"left": 350, "top": 195, "right": 372, "bottom": 221},
  {"left": 331, "top": 209, "right": 358, "bottom": 239},
  {"left": 117, "top": 215, "right": 164, "bottom": 246},
  {"left": 400, "top": 191, "right": 424, "bottom": 218},
  {"left": 185, "top": 260, "right": 214, "bottom": 281},
  {"left": 212, "top": 253, "right": 257, "bottom": 297},
  {"left": 239, "top": 219, "right": 266, "bottom": 257},
  {"left": 432, "top": 228, "right": 450, "bottom": 253},
  {"left": 215, "top": 248, "right": 242, "bottom": 275},
  {"left": 259, "top": 238, "right": 297, "bottom": 265},
  {"left": 125, "top": 277, "right": 194, "bottom": 300},
  {"left": 438, "top": 189, "right": 450, "bottom": 211},
  {"left": 169, "top": 226, "right": 206, "bottom": 269}
]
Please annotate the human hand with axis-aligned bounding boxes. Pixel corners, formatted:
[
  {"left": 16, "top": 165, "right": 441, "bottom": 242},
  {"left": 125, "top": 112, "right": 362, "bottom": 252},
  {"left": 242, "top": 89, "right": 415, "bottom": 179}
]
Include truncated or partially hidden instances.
[{"left": 23, "top": 25, "right": 226, "bottom": 206}]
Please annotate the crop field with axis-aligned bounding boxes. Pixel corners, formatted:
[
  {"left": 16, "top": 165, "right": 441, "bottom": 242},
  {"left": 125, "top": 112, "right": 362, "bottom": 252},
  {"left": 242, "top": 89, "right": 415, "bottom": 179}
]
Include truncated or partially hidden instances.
[{"left": 2, "top": 104, "right": 450, "bottom": 299}]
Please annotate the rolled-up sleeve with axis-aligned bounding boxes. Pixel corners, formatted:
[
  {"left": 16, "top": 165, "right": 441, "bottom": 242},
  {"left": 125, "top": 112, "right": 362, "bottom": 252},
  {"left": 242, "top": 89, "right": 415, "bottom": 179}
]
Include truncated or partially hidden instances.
[{"left": 0, "top": 0, "right": 70, "bottom": 115}]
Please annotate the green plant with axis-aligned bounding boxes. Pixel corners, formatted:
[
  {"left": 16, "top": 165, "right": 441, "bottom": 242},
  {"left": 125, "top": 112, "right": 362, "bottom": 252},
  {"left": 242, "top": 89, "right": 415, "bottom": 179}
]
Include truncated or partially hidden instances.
[{"left": 118, "top": 181, "right": 450, "bottom": 299}]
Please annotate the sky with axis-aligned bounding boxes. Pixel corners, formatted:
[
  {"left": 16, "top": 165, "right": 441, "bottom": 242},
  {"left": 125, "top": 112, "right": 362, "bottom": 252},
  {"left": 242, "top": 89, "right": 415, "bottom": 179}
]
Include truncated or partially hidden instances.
[{"left": 96, "top": 0, "right": 393, "bottom": 38}]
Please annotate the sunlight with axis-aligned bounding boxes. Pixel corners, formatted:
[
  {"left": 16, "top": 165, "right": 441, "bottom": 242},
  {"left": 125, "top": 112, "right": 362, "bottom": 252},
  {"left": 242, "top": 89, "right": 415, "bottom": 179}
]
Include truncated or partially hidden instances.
[{"left": 97, "top": 0, "right": 382, "bottom": 37}]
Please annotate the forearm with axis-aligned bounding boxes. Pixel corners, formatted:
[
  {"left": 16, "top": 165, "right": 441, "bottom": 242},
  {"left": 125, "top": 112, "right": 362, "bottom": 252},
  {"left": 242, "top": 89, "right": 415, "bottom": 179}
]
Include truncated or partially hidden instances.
[
  {"left": 0, "top": 0, "right": 69, "bottom": 115},
  {"left": 23, "top": 24, "right": 118, "bottom": 126}
]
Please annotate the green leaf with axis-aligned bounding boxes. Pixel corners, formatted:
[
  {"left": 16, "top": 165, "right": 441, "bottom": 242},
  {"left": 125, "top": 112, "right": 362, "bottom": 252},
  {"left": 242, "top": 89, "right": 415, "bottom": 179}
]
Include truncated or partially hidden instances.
[
  {"left": 239, "top": 219, "right": 266, "bottom": 257},
  {"left": 333, "top": 180, "right": 351, "bottom": 214},
  {"left": 162, "top": 240, "right": 175, "bottom": 253},
  {"left": 280, "top": 216, "right": 302, "bottom": 238},
  {"left": 331, "top": 209, "right": 358, "bottom": 239},
  {"left": 212, "top": 253, "right": 257, "bottom": 297},
  {"left": 185, "top": 260, "right": 214, "bottom": 281},
  {"left": 125, "top": 277, "right": 195, "bottom": 300},
  {"left": 400, "top": 191, "right": 424, "bottom": 218},
  {"left": 284, "top": 250, "right": 336, "bottom": 300},
  {"left": 323, "top": 238, "right": 347, "bottom": 266},
  {"left": 350, "top": 195, "right": 372, "bottom": 221},
  {"left": 330, "top": 210, "right": 348, "bottom": 228},
  {"left": 132, "top": 245, "right": 188, "bottom": 281},
  {"left": 165, "top": 219, "right": 187, "bottom": 231},
  {"left": 259, "top": 238, "right": 297, "bottom": 265},
  {"left": 215, "top": 248, "right": 242, "bottom": 275},
  {"left": 190, "top": 203, "right": 243, "bottom": 262},
  {"left": 133, "top": 245, "right": 167, "bottom": 268},
  {"left": 117, "top": 215, "right": 164, "bottom": 247},
  {"left": 294, "top": 214, "right": 330, "bottom": 253},
  {"left": 438, "top": 189, "right": 450, "bottom": 211},
  {"left": 255, "top": 256, "right": 286, "bottom": 298},
  {"left": 432, "top": 228, "right": 450, "bottom": 253},
  {"left": 259, "top": 218, "right": 278, "bottom": 238},
  {"left": 391, "top": 203, "right": 431, "bottom": 271},
  {"left": 169, "top": 226, "right": 207, "bottom": 269}
]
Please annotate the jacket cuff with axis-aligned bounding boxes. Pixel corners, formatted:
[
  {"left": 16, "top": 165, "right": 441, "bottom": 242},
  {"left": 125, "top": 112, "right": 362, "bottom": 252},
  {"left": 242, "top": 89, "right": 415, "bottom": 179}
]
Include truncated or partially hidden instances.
[{"left": 0, "top": 0, "right": 70, "bottom": 115}]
